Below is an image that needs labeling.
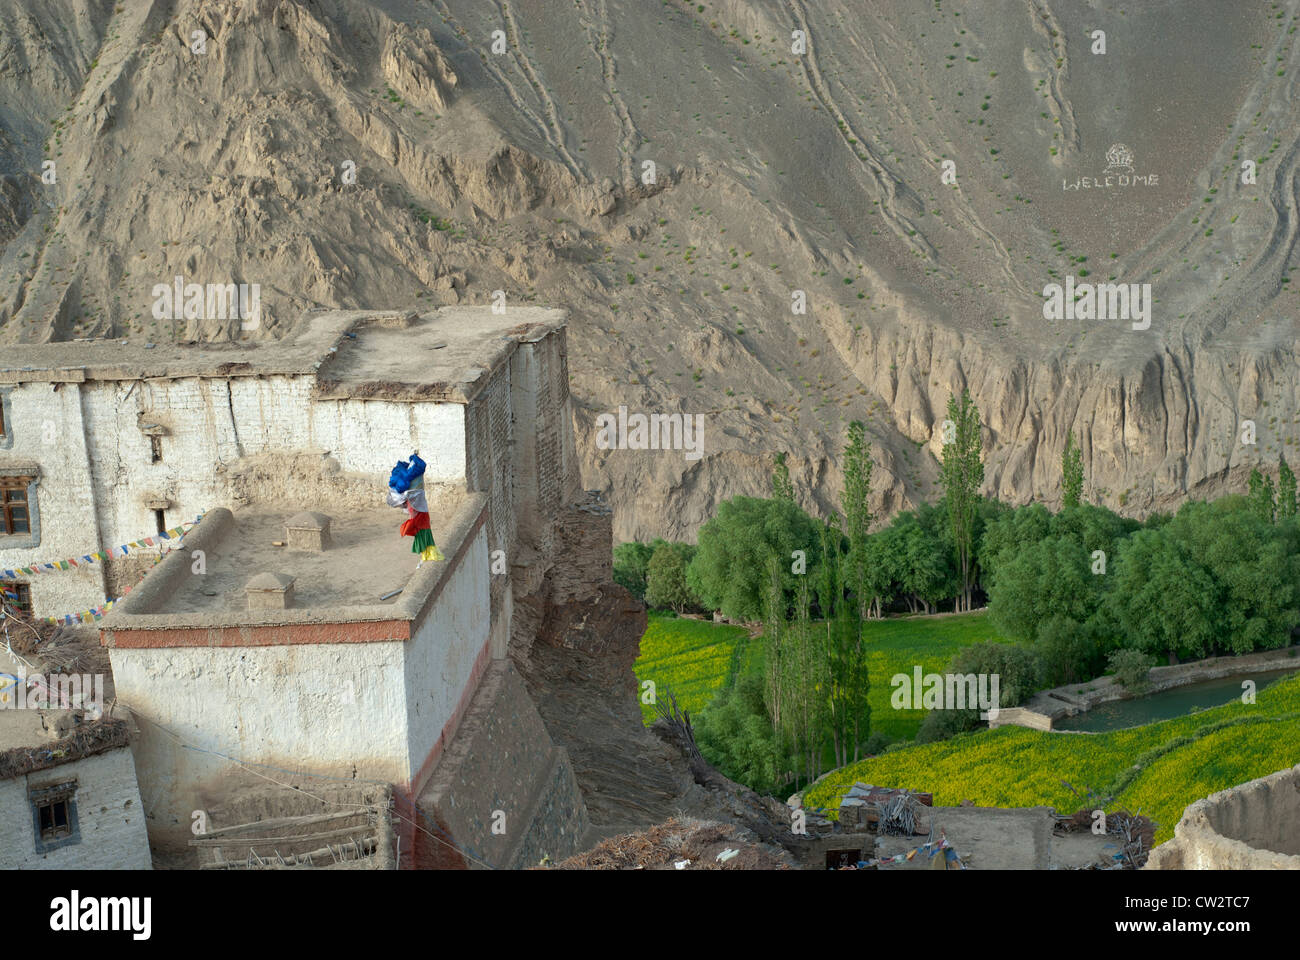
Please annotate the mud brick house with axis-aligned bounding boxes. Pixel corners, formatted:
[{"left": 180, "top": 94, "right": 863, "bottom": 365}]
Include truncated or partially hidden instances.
[
  {"left": 0, "top": 648, "right": 151, "bottom": 869},
  {"left": 2, "top": 307, "right": 604, "bottom": 868}
]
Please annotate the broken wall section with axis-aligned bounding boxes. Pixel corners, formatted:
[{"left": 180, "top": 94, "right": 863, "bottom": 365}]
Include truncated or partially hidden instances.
[{"left": 1147, "top": 763, "right": 1300, "bottom": 869}]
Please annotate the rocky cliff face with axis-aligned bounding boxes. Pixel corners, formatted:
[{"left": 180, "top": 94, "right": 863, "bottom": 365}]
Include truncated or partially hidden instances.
[{"left": 3, "top": 0, "right": 1299, "bottom": 538}]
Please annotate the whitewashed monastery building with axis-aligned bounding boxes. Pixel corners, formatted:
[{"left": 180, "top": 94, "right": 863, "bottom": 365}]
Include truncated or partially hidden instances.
[{"left": 0, "top": 307, "right": 600, "bottom": 868}]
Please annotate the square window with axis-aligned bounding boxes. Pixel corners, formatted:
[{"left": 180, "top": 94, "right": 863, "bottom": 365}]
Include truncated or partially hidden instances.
[
  {"left": 0, "top": 582, "right": 31, "bottom": 617},
  {"left": 1, "top": 478, "right": 34, "bottom": 536},
  {"left": 29, "top": 781, "right": 80, "bottom": 853},
  {"left": 38, "top": 799, "right": 71, "bottom": 840}
]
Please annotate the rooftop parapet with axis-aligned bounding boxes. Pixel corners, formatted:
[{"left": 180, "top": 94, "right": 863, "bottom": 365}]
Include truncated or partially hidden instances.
[
  {"left": 100, "top": 488, "right": 488, "bottom": 648},
  {"left": 0, "top": 307, "right": 566, "bottom": 404}
]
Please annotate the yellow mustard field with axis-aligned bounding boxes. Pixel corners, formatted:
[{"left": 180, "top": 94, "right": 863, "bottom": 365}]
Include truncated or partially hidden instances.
[{"left": 804, "top": 672, "right": 1300, "bottom": 843}]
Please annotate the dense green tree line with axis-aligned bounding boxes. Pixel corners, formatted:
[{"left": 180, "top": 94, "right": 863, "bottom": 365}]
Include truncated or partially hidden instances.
[{"left": 618, "top": 397, "right": 1300, "bottom": 787}]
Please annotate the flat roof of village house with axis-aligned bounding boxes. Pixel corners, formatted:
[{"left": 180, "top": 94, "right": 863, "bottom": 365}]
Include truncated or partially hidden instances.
[
  {"left": 0, "top": 647, "right": 118, "bottom": 762},
  {"left": 100, "top": 488, "right": 488, "bottom": 648},
  {"left": 0, "top": 307, "right": 566, "bottom": 403},
  {"left": 155, "top": 505, "right": 436, "bottom": 613},
  {"left": 0, "top": 648, "right": 63, "bottom": 753}
]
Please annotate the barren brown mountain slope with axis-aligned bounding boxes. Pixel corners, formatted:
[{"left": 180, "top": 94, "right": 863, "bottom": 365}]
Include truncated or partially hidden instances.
[{"left": 2, "top": 0, "right": 1299, "bottom": 539}]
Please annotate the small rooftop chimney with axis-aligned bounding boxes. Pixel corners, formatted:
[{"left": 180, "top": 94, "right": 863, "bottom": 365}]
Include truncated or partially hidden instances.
[
  {"left": 285, "top": 511, "right": 331, "bottom": 552},
  {"left": 246, "top": 572, "right": 295, "bottom": 610}
]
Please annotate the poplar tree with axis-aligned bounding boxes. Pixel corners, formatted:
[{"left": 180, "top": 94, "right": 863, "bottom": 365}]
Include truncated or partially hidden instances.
[
  {"left": 1248, "top": 467, "right": 1277, "bottom": 524},
  {"left": 772, "top": 452, "right": 794, "bottom": 503},
  {"left": 940, "top": 390, "right": 984, "bottom": 612},
  {"left": 1062, "top": 431, "right": 1084, "bottom": 508},
  {"left": 819, "top": 518, "right": 850, "bottom": 769},
  {"left": 792, "top": 574, "right": 818, "bottom": 784},
  {"left": 839, "top": 421, "right": 873, "bottom": 760},
  {"left": 842, "top": 420, "right": 874, "bottom": 619},
  {"left": 1280, "top": 454, "right": 1297, "bottom": 520},
  {"left": 761, "top": 551, "right": 787, "bottom": 741}
]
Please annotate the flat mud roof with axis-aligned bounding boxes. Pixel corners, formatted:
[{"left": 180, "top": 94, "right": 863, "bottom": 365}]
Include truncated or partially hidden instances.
[
  {"left": 101, "top": 490, "right": 488, "bottom": 646},
  {"left": 0, "top": 307, "right": 566, "bottom": 403}
]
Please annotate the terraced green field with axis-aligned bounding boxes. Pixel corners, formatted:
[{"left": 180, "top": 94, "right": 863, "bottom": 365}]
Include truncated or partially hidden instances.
[
  {"left": 803, "top": 670, "right": 1300, "bottom": 843},
  {"left": 710, "top": 611, "right": 1011, "bottom": 740},
  {"left": 634, "top": 614, "right": 753, "bottom": 724},
  {"left": 634, "top": 610, "right": 1010, "bottom": 738},
  {"left": 856, "top": 612, "right": 1012, "bottom": 740},
  {"left": 637, "top": 611, "right": 1300, "bottom": 838}
]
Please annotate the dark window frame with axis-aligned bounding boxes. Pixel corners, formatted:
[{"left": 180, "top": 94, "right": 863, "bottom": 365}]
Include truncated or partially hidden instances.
[
  {"left": 39, "top": 798, "right": 71, "bottom": 839},
  {"left": 29, "top": 780, "right": 81, "bottom": 854},
  {"left": 0, "top": 471, "right": 40, "bottom": 547},
  {"left": 1, "top": 478, "right": 32, "bottom": 535},
  {"left": 0, "top": 581, "right": 31, "bottom": 616}
]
